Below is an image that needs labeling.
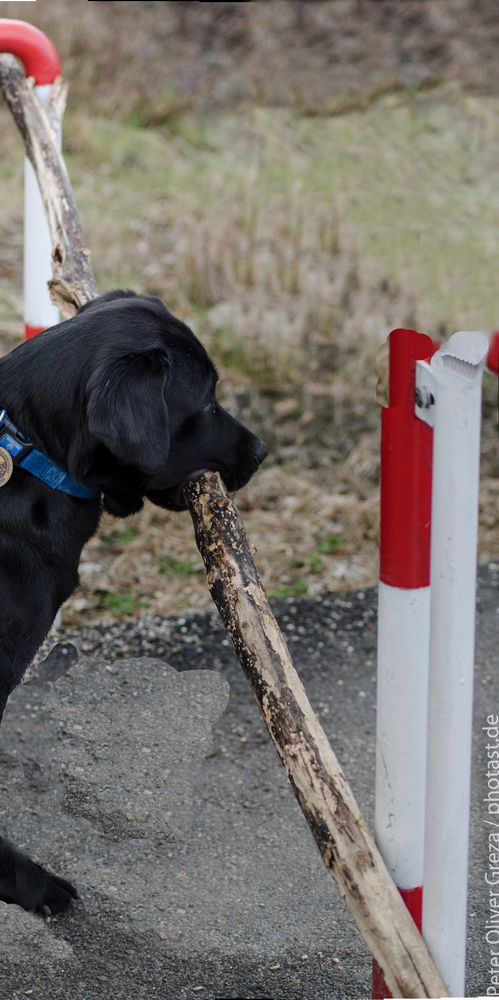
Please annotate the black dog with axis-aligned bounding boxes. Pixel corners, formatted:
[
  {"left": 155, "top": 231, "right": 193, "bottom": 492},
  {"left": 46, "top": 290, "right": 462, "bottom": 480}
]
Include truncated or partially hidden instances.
[{"left": 0, "top": 290, "right": 267, "bottom": 916}]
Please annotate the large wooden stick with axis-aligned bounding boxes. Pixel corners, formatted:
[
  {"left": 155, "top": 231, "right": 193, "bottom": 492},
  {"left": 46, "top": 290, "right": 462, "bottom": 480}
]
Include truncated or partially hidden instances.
[
  {"left": 0, "top": 58, "right": 449, "bottom": 998},
  {"left": 185, "top": 474, "right": 449, "bottom": 999}
]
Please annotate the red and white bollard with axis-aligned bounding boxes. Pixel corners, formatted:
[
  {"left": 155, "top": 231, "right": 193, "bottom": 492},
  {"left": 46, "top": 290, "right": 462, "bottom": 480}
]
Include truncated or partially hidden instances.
[
  {"left": 374, "top": 327, "right": 488, "bottom": 998},
  {"left": 0, "top": 19, "right": 62, "bottom": 339},
  {"left": 373, "top": 328, "right": 435, "bottom": 1000}
]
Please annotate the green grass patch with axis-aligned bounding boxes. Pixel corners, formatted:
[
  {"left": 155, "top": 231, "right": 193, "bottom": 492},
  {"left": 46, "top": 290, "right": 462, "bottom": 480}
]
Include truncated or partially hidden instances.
[
  {"left": 291, "top": 534, "right": 348, "bottom": 572},
  {"left": 158, "top": 554, "right": 202, "bottom": 578},
  {"left": 101, "top": 527, "right": 138, "bottom": 547},
  {"left": 316, "top": 533, "right": 348, "bottom": 555},
  {"left": 101, "top": 592, "right": 137, "bottom": 615},
  {"left": 270, "top": 579, "right": 309, "bottom": 600}
]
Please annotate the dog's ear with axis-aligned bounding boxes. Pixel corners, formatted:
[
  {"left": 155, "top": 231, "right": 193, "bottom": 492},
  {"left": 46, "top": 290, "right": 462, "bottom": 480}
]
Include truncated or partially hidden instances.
[{"left": 86, "top": 350, "right": 170, "bottom": 474}]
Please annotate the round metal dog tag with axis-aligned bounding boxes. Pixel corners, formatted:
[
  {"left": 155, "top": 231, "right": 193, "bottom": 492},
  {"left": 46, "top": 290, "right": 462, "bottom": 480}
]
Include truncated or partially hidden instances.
[{"left": 0, "top": 446, "right": 13, "bottom": 487}]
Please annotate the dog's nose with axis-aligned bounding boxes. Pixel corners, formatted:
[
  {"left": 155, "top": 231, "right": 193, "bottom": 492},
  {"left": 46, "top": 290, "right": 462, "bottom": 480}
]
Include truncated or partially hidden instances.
[{"left": 250, "top": 437, "right": 268, "bottom": 468}]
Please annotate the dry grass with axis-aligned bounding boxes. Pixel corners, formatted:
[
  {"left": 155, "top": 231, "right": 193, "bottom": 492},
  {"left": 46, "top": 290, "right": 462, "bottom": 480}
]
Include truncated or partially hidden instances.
[
  {"left": 5, "top": 0, "right": 499, "bottom": 116},
  {"left": 62, "top": 464, "right": 381, "bottom": 625}
]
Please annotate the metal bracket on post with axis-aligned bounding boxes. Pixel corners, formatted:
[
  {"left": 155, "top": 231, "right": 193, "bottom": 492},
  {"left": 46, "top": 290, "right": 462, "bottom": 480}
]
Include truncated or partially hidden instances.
[
  {"left": 416, "top": 329, "right": 490, "bottom": 426},
  {"left": 415, "top": 363, "right": 436, "bottom": 427}
]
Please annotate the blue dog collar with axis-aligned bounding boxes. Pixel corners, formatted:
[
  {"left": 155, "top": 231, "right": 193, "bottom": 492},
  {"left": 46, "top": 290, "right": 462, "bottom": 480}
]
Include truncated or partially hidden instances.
[{"left": 0, "top": 408, "right": 98, "bottom": 500}]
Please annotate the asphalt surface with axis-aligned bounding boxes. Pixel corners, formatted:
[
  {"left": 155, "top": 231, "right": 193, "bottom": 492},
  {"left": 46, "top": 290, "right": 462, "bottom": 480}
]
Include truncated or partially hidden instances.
[{"left": 0, "top": 563, "right": 497, "bottom": 1000}]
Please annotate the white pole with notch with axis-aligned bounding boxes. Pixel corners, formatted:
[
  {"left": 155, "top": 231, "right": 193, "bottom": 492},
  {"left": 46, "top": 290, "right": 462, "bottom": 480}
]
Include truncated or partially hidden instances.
[{"left": 416, "top": 330, "right": 488, "bottom": 996}]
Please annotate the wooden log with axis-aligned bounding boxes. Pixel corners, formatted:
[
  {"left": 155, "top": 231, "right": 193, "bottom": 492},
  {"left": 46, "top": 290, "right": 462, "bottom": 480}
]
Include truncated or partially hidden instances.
[
  {"left": 184, "top": 472, "right": 449, "bottom": 999},
  {"left": 0, "top": 59, "right": 450, "bottom": 998}
]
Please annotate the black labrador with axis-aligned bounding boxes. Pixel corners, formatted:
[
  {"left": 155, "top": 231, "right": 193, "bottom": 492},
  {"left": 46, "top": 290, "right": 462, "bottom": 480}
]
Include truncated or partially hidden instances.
[{"left": 0, "top": 289, "right": 267, "bottom": 916}]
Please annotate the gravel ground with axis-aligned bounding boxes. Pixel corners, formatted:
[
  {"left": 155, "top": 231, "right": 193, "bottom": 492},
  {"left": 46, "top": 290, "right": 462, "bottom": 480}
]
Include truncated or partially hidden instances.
[{"left": 0, "top": 563, "right": 496, "bottom": 999}]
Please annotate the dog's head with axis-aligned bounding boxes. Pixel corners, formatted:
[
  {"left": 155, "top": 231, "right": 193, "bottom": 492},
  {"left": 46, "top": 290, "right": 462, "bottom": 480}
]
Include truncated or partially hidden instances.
[{"left": 78, "top": 291, "right": 267, "bottom": 509}]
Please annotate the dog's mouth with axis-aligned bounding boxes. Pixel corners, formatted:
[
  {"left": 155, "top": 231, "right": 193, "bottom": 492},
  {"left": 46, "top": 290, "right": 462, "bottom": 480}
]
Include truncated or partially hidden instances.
[{"left": 159, "top": 467, "right": 237, "bottom": 511}]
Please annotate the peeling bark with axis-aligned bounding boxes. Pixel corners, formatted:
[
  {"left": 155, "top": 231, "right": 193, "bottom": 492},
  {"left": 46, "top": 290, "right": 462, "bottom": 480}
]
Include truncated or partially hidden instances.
[{"left": 1, "top": 60, "right": 449, "bottom": 999}]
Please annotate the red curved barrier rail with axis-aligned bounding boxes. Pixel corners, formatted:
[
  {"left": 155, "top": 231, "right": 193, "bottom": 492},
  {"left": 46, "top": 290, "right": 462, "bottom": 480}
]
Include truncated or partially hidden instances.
[{"left": 0, "top": 19, "right": 61, "bottom": 84}]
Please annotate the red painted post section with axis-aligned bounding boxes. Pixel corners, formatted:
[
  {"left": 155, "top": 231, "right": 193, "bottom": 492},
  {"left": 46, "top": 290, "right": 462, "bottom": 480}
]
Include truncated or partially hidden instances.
[
  {"left": 488, "top": 331, "right": 499, "bottom": 375},
  {"left": 0, "top": 19, "right": 61, "bottom": 84},
  {"left": 24, "top": 325, "right": 46, "bottom": 340},
  {"left": 379, "top": 328, "right": 435, "bottom": 589},
  {"left": 372, "top": 890, "right": 424, "bottom": 998},
  {"left": 373, "top": 329, "right": 437, "bottom": 1000}
]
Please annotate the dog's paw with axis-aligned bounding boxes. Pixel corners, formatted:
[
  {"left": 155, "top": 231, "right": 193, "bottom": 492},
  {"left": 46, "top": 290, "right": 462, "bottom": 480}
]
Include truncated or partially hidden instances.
[
  {"left": 0, "top": 838, "right": 78, "bottom": 916},
  {"left": 34, "top": 867, "right": 78, "bottom": 917}
]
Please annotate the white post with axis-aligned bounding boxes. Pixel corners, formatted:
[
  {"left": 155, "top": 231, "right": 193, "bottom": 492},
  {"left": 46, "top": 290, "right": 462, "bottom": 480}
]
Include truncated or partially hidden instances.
[
  {"left": 24, "top": 83, "right": 60, "bottom": 339},
  {"left": 376, "top": 583, "right": 430, "bottom": 893},
  {"left": 416, "top": 330, "right": 488, "bottom": 996}
]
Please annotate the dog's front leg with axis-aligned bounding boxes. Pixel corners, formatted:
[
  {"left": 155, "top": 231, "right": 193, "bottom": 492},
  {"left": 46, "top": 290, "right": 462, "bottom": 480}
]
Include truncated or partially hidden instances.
[{"left": 0, "top": 655, "right": 78, "bottom": 916}]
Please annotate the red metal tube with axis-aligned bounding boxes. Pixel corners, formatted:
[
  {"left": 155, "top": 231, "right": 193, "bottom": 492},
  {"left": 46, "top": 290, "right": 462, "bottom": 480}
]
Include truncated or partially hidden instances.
[
  {"left": 379, "top": 328, "right": 436, "bottom": 588},
  {"left": 487, "top": 331, "right": 499, "bottom": 375},
  {"left": 0, "top": 19, "right": 61, "bottom": 85}
]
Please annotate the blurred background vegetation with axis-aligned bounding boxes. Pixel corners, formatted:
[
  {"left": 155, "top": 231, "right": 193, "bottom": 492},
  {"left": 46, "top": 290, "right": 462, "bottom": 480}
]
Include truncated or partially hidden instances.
[{"left": 0, "top": 0, "right": 497, "bottom": 623}]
